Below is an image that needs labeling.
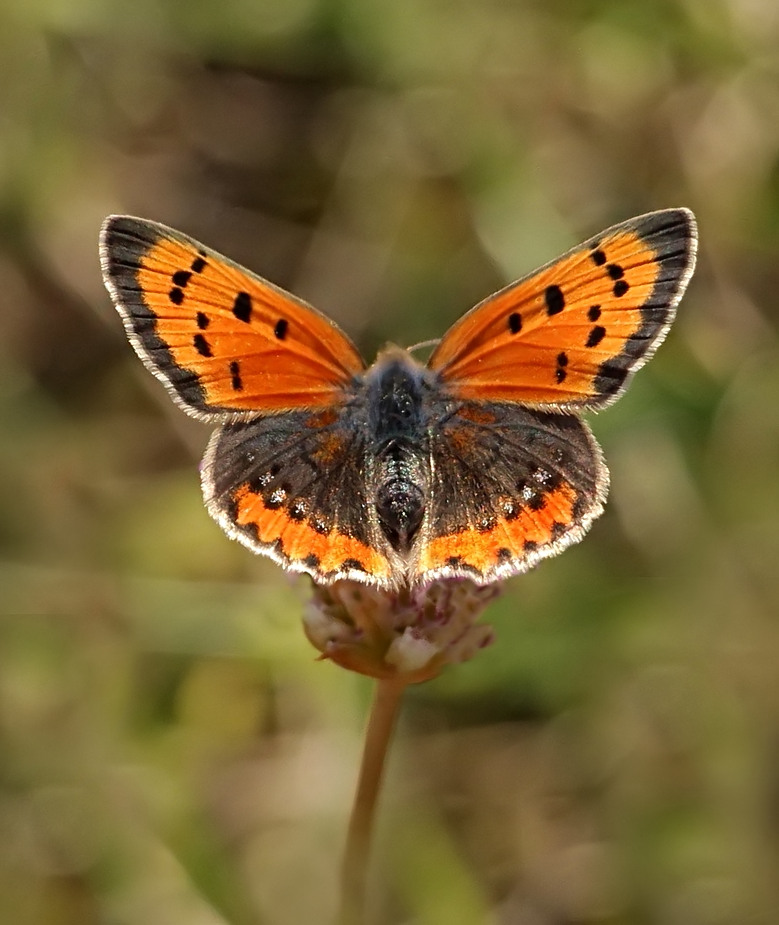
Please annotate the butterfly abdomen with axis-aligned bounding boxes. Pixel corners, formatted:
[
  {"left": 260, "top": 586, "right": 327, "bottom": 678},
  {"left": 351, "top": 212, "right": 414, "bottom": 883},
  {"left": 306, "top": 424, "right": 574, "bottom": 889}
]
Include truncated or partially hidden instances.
[
  {"left": 368, "top": 351, "right": 431, "bottom": 552},
  {"left": 375, "top": 472, "right": 425, "bottom": 551}
]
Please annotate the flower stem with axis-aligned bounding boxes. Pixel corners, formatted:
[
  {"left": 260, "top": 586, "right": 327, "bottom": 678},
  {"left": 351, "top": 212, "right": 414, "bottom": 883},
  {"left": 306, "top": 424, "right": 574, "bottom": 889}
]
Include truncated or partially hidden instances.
[{"left": 338, "top": 676, "right": 407, "bottom": 925}]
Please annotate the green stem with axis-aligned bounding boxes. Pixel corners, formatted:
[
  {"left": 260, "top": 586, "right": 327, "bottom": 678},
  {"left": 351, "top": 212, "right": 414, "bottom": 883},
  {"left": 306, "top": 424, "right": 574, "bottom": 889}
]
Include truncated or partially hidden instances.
[{"left": 338, "top": 676, "right": 407, "bottom": 925}]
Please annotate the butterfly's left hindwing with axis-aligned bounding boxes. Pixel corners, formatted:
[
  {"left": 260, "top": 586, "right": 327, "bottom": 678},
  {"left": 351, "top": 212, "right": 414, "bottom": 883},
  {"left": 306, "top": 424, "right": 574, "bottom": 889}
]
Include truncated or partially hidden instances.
[
  {"left": 202, "top": 410, "right": 393, "bottom": 584},
  {"left": 100, "top": 216, "right": 366, "bottom": 421}
]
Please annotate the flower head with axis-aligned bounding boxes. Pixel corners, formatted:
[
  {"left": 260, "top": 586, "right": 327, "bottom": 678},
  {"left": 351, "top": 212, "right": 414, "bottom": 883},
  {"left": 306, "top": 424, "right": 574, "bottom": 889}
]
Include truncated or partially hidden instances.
[{"left": 303, "top": 579, "right": 499, "bottom": 683}]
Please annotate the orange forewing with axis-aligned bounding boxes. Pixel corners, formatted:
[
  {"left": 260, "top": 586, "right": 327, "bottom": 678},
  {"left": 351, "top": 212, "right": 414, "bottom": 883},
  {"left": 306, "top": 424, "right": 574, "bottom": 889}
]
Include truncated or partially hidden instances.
[
  {"left": 429, "top": 210, "right": 696, "bottom": 409},
  {"left": 101, "top": 217, "right": 366, "bottom": 418}
]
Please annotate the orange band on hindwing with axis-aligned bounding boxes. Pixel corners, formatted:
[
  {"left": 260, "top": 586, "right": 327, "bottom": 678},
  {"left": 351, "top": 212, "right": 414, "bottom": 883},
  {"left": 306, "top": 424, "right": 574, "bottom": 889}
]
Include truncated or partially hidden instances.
[
  {"left": 232, "top": 483, "right": 391, "bottom": 581},
  {"left": 419, "top": 481, "right": 579, "bottom": 577}
]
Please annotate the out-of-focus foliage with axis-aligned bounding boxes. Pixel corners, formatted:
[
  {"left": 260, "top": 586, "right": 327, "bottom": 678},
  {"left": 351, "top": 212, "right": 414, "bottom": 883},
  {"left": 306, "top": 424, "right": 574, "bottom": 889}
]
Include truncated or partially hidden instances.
[{"left": 2, "top": 1, "right": 779, "bottom": 922}]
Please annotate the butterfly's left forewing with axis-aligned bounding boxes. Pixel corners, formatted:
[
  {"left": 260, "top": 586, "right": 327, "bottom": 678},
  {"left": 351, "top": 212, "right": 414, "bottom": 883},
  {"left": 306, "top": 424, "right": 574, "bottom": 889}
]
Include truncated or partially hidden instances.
[
  {"left": 429, "top": 209, "right": 697, "bottom": 409},
  {"left": 100, "top": 216, "right": 366, "bottom": 421}
]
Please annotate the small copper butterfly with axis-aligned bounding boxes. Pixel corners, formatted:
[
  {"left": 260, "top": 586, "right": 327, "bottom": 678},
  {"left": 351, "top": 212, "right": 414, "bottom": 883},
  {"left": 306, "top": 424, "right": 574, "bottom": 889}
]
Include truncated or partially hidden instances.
[{"left": 100, "top": 210, "right": 697, "bottom": 588}]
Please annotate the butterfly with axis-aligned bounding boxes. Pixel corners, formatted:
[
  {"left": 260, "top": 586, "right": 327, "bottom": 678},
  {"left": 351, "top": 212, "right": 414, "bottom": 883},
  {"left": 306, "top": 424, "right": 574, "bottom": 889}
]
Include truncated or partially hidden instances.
[{"left": 100, "top": 209, "right": 697, "bottom": 589}]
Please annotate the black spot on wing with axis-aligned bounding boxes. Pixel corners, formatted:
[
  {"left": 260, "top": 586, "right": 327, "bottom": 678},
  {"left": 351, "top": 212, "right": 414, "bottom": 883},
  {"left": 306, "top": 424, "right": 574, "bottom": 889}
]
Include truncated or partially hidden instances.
[
  {"left": 289, "top": 499, "right": 308, "bottom": 521},
  {"left": 311, "top": 514, "right": 333, "bottom": 535},
  {"left": 586, "top": 326, "right": 606, "bottom": 348},
  {"left": 193, "top": 333, "right": 212, "bottom": 357},
  {"left": 545, "top": 284, "right": 565, "bottom": 315},
  {"left": 340, "top": 558, "right": 366, "bottom": 572},
  {"left": 555, "top": 351, "right": 568, "bottom": 383},
  {"left": 233, "top": 291, "right": 252, "bottom": 322}
]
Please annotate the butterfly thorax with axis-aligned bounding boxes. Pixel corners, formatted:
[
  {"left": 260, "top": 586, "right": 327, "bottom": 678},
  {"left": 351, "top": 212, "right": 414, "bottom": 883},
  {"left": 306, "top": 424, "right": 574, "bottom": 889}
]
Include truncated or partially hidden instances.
[{"left": 366, "top": 349, "right": 433, "bottom": 553}]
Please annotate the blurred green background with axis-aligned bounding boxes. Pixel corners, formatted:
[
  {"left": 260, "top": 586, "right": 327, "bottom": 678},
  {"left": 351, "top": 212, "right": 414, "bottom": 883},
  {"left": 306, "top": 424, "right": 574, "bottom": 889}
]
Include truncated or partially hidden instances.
[{"left": 2, "top": 1, "right": 779, "bottom": 923}]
